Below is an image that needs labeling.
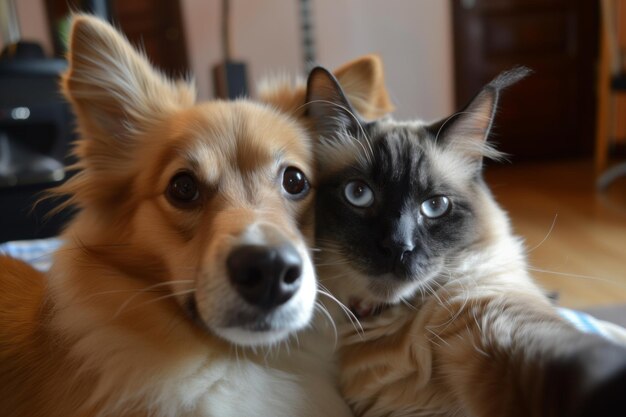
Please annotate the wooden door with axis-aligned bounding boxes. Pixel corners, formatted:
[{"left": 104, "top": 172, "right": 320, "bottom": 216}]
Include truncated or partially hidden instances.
[
  {"left": 112, "top": 0, "right": 189, "bottom": 77},
  {"left": 452, "top": 0, "right": 599, "bottom": 160},
  {"left": 46, "top": 0, "right": 189, "bottom": 77}
]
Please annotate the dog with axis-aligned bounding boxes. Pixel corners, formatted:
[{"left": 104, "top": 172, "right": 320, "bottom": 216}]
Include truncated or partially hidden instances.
[{"left": 0, "top": 15, "right": 392, "bottom": 417}]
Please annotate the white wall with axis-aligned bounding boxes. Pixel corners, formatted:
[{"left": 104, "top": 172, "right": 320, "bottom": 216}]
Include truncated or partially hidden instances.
[
  {"left": 314, "top": 0, "right": 454, "bottom": 120},
  {"left": 0, "top": 0, "right": 53, "bottom": 55},
  {"left": 181, "top": 0, "right": 454, "bottom": 120},
  {"left": 2, "top": 0, "right": 454, "bottom": 120}
]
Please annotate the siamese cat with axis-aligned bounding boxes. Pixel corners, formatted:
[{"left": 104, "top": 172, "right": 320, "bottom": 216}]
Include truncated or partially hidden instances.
[{"left": 305, "top": 66, "right": 626, "bottom": 417}]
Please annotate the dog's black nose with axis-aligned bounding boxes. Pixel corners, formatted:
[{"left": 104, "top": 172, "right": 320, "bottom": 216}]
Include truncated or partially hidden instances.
[{"left": 227, "top": 244, "right": 303, "bottom": 310}]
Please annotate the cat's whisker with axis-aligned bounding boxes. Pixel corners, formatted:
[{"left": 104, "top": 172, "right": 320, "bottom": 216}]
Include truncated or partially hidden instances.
[
  {"left": 319, "top": 270, "right": 358, "bottom": 281},
  {"left": 317, "top": 283, "right": 364, "bottom": 336},
  {"left": 315, "top": 260, "right": 352, "bottom": 267},
  {"left": 527, "top": 266, "right": 626, "bottom": 290},
  {"left": 319, "top": 292, "right": 363, "bottom": 337},
  {"left": 527, "top": 213, "right": 558, "bottom": 253},
  {"left": 298, "top": 98, "right": 375, "bottom": 164},
  {"left": 399, "top": 297, "right": 417, "bottom": 311},
  {"left": 315, "top": 302, "right": 339, "bottom": 349}
]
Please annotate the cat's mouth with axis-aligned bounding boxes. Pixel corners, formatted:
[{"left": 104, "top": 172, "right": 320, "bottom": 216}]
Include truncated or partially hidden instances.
[
  {"left": 349, "top": 297, "right": 388, "bottom": 319},
  {"left": 366, "top": 273, "right": 427, "bottom": 303}
]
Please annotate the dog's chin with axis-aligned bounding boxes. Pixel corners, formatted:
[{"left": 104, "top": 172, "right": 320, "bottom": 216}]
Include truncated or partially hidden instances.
[
  {"left": 213, "top": 326, "right": 295, "bottom": 347},
  {"left": 212, "top": 305, "right": 314, "bottom": 347},
  {"left": 183, "top": 295, "right": 314, "bottom": 347},
  {"left": 198, "top": 267, "right": 316, "bottom": 347}
]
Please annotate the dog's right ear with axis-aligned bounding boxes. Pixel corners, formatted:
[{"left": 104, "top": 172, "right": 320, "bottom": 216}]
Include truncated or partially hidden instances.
[
  {"left": 258, "top": 55, "right": 393, "bottom": 120},
  {"left": 333, "top": 54, "right": 394, "bottom": 120},
  {"left": 62, "top": 14, "right": 195, "bottom": 141}
]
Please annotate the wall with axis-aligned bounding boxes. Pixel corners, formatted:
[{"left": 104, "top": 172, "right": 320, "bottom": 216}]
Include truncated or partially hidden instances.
[
  {"left": 0, "top": 0, "right": 53, "bottom": 55},
  {"left": 1, "top": 0, "right": 454, "bottom": 121},
  {"left": 180, "top": 0, "right": 454, "bottom": 120}
]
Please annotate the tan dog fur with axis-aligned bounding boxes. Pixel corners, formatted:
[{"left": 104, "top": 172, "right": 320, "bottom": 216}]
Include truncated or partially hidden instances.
[{"left": 0, "top": 15, "right": 393, "bottom": 417}]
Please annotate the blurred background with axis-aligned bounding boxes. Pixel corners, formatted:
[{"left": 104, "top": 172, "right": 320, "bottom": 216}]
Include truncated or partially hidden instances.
[{"left": 0, "top": 0, "right": 625, "bottom": 316}]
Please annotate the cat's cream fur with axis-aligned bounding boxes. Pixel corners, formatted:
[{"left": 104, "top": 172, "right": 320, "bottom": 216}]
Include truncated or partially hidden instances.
[{"left": 305, "top": 68, "right": 626, "bottom": 417}]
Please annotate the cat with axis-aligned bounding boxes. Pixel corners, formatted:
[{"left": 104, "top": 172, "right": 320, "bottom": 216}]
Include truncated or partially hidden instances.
[{"left": 304, "top": 66, "right": 626, "bottom": 417}]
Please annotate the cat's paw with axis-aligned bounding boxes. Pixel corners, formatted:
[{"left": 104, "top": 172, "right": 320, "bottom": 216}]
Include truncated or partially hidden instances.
[{"left": 546, "top": 337, "right": 626, "bottom": 417}]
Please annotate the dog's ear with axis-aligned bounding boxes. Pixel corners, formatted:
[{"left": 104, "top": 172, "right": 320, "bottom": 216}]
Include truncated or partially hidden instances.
[
  {"left": 305, "top": 66, "right": 361, "bottom": 140},
  {"left": 426, "top": 67, "right": 531, "bottom": 163},
  {"left": 258, "top": 55, "right": 393, "bottom": 120},
  {"left": 333, "top": 54, "right": 394, "bottom": 120},
  {"left": 55, "top": 15, "right": 196, "bottom": 211},
  {"left": 62, "top": 14, "right": 195, "bottom": 140}
]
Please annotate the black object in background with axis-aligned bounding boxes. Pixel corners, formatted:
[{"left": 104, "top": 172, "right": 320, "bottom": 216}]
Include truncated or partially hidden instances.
[
  {"left": 298, "top": 0, "right": 316, "bottom": 74},
  {"left": 0, "top": 57, "right": 76, "bottom": 243},
  {"left": 212, "top": 0, "right": 248, "bottom": 99}
]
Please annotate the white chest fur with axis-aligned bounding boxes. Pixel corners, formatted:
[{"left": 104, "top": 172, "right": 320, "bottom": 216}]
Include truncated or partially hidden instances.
[
  {"left": 51, "top": 283, "right": 350, "bottom": 417},
  {"left": 117, "top": 328, "right": 352, "bottom": 417}
]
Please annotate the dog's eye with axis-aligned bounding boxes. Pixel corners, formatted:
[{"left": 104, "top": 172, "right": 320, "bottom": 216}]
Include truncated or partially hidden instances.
[
  {"left": 167, "top": 172, "right": 199, "bottom": 206},
  {"left": 282, "top": 167, "right": 309, "bottom": 197}
]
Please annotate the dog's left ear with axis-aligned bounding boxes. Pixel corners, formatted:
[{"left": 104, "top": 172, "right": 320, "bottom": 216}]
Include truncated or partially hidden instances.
[
  {"left": 62, "top": 14, "right": 195, "bottom": 141},
  {"left": 56, "top": 15, "right": 196, "bottom": 210}
]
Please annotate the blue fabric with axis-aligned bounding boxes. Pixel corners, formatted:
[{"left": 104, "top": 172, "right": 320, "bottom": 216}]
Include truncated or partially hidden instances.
[
  {"left": 0, "top": 238, "right": 62, "bottom": 272},
  {"left": 558, "top": 307, "right": 613, "bottom": 340}
]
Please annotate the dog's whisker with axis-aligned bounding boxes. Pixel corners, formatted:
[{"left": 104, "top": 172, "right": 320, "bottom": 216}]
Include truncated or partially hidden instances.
[
  {"left": 315, "top": 302, "right": 339, "bottom": 349},
  {"left": 56, "top": 280, "right": 196, "bottom": 311},
  {"left": 317, "top": 284, "right": 363, "bottom": 335},
  {"left": 115, "top": 289, "right": 196, "bottom": 317}
]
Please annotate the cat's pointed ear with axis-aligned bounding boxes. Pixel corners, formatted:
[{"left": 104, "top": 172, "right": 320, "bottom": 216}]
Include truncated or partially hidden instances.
[
  {"left": 427, "top": 67, "right": 531, "bottom": 161},
  {"left": 305, "top": 66, "right": 362, "bottom": 138}
]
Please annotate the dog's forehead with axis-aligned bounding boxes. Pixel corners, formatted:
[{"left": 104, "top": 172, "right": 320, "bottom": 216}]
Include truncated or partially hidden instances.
[{"left": 173, "top": 102, "right": 312, "bottom": 179}]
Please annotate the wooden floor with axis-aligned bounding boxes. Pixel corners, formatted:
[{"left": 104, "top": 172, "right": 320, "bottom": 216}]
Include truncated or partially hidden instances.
[{"left": 485, "top": 159, "right": 626, "bottom": 309}]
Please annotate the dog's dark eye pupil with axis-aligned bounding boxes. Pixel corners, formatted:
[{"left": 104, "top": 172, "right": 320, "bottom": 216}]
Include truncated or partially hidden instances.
[
  {"left": 168, "top": 173, "right": 198, "bottom": 203},
  {"left": 282, "top": 167, "right": 308, "bottom": 196}
]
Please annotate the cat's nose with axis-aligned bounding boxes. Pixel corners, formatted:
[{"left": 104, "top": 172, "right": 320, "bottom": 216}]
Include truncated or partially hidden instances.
[{"left": 379, "top": 235, "right": 415, "bottom": 265}]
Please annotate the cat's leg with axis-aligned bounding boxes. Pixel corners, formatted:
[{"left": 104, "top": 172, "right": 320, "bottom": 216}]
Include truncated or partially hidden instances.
[{"left": 430, "top": 294, "right": 626, "bottom": 417}]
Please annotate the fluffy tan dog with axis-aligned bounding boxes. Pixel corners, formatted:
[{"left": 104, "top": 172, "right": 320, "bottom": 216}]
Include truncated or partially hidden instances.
[{"left": 0, "top": 15, "right": 392, "bottom": 417}]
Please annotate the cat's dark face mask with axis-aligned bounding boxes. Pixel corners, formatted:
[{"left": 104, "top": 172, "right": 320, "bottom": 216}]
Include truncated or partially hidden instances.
[{"left": 306, "top": 66, "right": 529, "bottom": 304}]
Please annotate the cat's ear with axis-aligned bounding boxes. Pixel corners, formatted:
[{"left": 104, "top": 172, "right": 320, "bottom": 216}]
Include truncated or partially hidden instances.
[
  {"left": 305, "top": 66, "right": 362, "bottom": 139},
  {"left": 427, "top": 67, "right": 531, "bottom": 161}
]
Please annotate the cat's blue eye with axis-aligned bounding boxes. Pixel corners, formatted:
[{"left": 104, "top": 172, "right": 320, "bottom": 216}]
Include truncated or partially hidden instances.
[
  {"left": 420, "top": 196, "right": 450, "bottom": 218},
  {"left": 344, "top": 180, "right": 374, "bottom": 208}
]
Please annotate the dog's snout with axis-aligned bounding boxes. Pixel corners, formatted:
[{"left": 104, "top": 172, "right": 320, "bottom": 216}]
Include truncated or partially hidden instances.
[{"left": 227, "top": 244, "right": 303, "bottom": 310}]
